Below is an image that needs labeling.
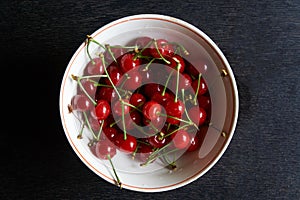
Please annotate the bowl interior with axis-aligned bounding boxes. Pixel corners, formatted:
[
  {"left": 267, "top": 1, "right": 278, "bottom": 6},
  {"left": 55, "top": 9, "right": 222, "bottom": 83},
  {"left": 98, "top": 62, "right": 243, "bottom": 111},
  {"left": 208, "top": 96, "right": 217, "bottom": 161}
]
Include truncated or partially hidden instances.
[{"left": 59, "top": 14, "right": 238, "bottom": 192}]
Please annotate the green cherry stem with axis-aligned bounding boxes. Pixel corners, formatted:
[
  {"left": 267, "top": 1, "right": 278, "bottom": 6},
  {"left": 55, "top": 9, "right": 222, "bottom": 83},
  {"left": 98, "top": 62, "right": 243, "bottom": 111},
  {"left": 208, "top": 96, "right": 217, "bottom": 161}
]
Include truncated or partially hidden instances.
[
  {"left": 174, "top": 64, "right": 180, "bottom": 102},
  {"left": 169, "top": 42, "right": 189, "bottom": 56},
  {"left": 82, "top": 111, "right": 97, "bottom": 140},
  {"left": 105, "top": 44, "right": 118, "bottom": 65},
  {"left": 193, "top": 73, "right": 202, "bottom": 105},
  {"left": 142, "top": 58, "right": 156, "bottom": 71},
  {"left": 182, "top": 89, "right": 199, "bottom": 130},
  {"left": 107, "top": 154, "right": 122, "bottom": 189},
  {"left": 100, "top": 53, "right": 122, "bottom": 100},
  {"left": 96, "top": 120, "right": 105, "bottom": 141},
  {"left": 86, "top": 35, "right": 106, "bottom": 64},
  {"left": 121, "top": 101, "right": 127, "bottom": 140},
  {"left": 161, "top": 70, "right": 174, "bottom": 96},
  {"left": 157, "top": 112, "right": 192, "bottom": 125}
]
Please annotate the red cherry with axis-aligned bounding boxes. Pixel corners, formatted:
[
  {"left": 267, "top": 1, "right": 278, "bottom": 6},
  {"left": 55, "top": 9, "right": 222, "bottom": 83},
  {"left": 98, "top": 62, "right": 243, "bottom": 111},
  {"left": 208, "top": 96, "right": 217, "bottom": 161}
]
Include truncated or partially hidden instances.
[
  {"left": 148, "top": 134, "right": 169, "bottom": 148},
  {"left": 191, "top": 77, "right": 208, "bottom": 96},
  {"left": 186, "top": 132, "right": 201, "bottom": 152},
  {"left": 71, "top": 94, "right": 93, "bottom": 112},
  {"left": 135, "top": 142, "right": 154, "bottom": 162},
  {"left": 79, "top": 79, "right": 97, "bottom": 96},
  {"left": 84, "top": 57, "right": 105, "bottom": 75},
  {"left": 143, "top": 83, "right": 164, "bottom": 99},
  {"left": 198, "top": 95, "right": 211, "bottom": 111},
  {"left": 130, "top": 93, "right": 146, "bottom": 108},
  {"left": 186, "top": 60, "right": 208, "bottom": 77},
  {"left": 150, "top": 39, "right": 174, "bottom": 58},
  {"left": 103, "top": 45, "right": 126, "bottom": 65},
  {"left": 170, "top": 73, "right": 192, "bottom": 91},
  {"left": 120, "top": 52, "right": 142, "bottom": 73},
  {"left": 115, "top": 134, "right": 137, "bottom": 154},
  {"left": 112, "top": 99, "right": 130, "bottom": 116},
  {"left": 151, "top": 92, "right": 174, "bottom": 108},
  {"left": 134, "top": 36, "right": 152, "bottom": 56},
  {"left": 95, "top": 87, "right": 117, "bottom": 103},
  {"left": 104, "top": 64, "right": 123, "bottom": 86},
  {"left": 95, "top": 139, "right": 117, "bottom": 160},
  {"left": 167, "top": 54, "right": 185, "bottom": 73},
  {"left": 103, "top": 127, "right": 119, "bottom": 142},
  {"left": 142, "top": 100, "right": 162, "bottom": 121},
  {"left": 121, "top": 70, "right": 142, "bottom": 90},
  {"left": 171, "top": 130, "right": 190, "bottom": 149},
  {"left": 188, "top": 106, "right": 207, "bottom": 126},
  {"left": 95, "top": 99, "right": 111, "bottom": 120},
  {"left": 165, "top": 100, "right": 185, "bottom": 125}
]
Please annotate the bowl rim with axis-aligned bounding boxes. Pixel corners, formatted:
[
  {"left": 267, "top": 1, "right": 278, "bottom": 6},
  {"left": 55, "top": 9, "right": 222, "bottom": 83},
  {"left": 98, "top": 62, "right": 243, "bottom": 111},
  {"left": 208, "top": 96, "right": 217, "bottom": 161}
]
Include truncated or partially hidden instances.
[{"left": 59, "top": 13, "right": 239, "bottom": 192}]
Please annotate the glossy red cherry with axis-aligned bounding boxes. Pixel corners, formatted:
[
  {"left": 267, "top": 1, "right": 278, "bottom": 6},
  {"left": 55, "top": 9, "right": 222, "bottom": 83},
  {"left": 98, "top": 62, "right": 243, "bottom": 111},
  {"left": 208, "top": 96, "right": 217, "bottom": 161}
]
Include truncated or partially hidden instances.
[
  {"left": 71, "top": 94, "right": 93, "bottom": 112},
  {"left": 121, "top": 70, "right": 142, "bottom": 90},
  {"left": 95, "top": 99, "right": 111, "bottom": 120},
  {"left": 103, "top": 45, "right": 126, "bottom": 65},
  {"left": 95, "top": 87, "right": 117, "bottom": 103},
  {"left": 104, "top": 64, "right": 123, "bottom": 86},
  {"left": 151, "top": 92, "right": 174, "bottom": 108},
  {"left": 103, "top": 127, "right": 119, "bottom": 142},
  {"left": 148, "top": 133, "right": 170, "bottom": 148},
  {"left": 165, "top": 100, "right": 185, "bottom": 125},
  {"left": 79, "top": 79, "right": 97, "bottom": 97},
  {"left": 171, "top": 130, "right": 190, "bottom": 149},
  {"left": 95, "top": 139, "right": 117, "bottom": 160},
  {"left": 186, "top": 132, "right": 201, "bottom": 152},
  {"left": 134, "top": 36, "right": 152, "bottom": 56},
  {"left": 130, "top": 93, "right": 146, "bottom": 108},
  {"left": 142, "top": 100, "right": 162, "bottom": 121},
  {"left": 143, "top": 83, "right": 164, "bottom": 99},
  {"left": 84, "top": 57, "right": 105, "bottom": 75},
  {"left": 115, "top": 134, "right": 137, "bottom": 154},
  {"left": 112, "top": 99, "right": 130, "bottom": 116},
  {"left": 191, "top": 77, "right": 208, "bottom": 96},
  {"left": 150, "top": 39, "right": 174, "bottom": 58},
  {"left": 188, "top": 106, "right": 207, "bottom": 126},
  {"left": 135, "top": 142, "right": 154, "bottom": 162},
  {"left": 185, "top": 60, "right": 209, "bottom": 77},
  {"left": 120, "top": 52, "right": 142, "bottom": 73},
  {"left": 167, "top": 54, "right": 185, "bottom": 73},
  {"left": 198, "top": 95, "right": 211, "bottom": 111}
]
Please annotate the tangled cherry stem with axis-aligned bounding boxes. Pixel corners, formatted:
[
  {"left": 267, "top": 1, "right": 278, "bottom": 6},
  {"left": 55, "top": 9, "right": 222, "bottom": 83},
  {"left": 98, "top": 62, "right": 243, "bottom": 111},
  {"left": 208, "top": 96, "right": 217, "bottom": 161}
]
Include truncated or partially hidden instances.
[
  {"left": 162, "top": 70, "right": 174, "bottom": 96},
  {"left": 182, "top": 89, "right": 199, "bottom": 130}
]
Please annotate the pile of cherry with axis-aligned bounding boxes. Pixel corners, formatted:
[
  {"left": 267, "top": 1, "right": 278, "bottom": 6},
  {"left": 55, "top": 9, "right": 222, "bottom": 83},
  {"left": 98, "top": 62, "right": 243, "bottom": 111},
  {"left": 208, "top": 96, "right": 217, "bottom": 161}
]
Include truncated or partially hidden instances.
[{"left": 69, "top": 36, "right": 211, "bottom": 169}]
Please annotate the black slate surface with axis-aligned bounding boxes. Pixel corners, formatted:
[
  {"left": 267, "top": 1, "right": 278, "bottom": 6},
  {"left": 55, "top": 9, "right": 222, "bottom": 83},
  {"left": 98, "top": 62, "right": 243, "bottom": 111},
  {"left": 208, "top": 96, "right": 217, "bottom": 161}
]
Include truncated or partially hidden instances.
[{"left": 1, "top": 0, "right": 299, "bottom": 199}]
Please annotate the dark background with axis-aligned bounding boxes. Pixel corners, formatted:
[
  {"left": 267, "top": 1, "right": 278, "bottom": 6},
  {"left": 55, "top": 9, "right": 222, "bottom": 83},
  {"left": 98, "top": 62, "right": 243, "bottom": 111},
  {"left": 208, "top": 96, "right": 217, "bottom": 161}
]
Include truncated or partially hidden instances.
[{"left": 1, "top": 0, "right": 299, "bottom": 199}]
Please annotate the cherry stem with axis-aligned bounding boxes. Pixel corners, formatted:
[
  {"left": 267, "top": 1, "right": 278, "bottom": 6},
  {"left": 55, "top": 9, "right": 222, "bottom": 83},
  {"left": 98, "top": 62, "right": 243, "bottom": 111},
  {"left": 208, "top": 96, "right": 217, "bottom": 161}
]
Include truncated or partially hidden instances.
[
  {"left": 174, "top": 64, "right": 180, "bottom": 102},
  {"left": 100, "top": 54, "right": 122, "bottom": 100},
  {"left": 182, "top": 89, "right": 199, "bottom": 130},
  {"left": 153, "top": 39, "right": 170, "bottom": 64},
  {"left": 86, "top": 35, "right": 106, "bottom": 64},
  {"left": 134, "top": 39, "right": 153, "bottom": 60},
  {"left": 72, "top": 74, "right": 109, "bottom": 106},
  {"left": 105, "top": 44, "right": 118, "bottom": 65},
  {"left": 169, "top": 42, "right": 189, "bottom": 56},
  {"left": 163, "top": 123, "right": 190, "bottom": 138},
  {"left": 162, "top": 70, "right": 174, "bottom": 96},
  {"left": 82, "top": 111, "right": 97, "bottom": 140},
  {"left": 107, "top": 154, "right": 122, "bottom": 189},
  {"left": 121, "top": 100, "right": 127, "bottom": 140},
  {"left": 96, "top": 120, "right": 105, "bottom": 141},
  {"left": 142, "top": 58, "right": 156, "bottom": 71},
  {"left": 193, "top": 73, "right": 202, "bottom": 105},
  {"left": 157, "top": 112, "right": 192, "bottom": 125}
]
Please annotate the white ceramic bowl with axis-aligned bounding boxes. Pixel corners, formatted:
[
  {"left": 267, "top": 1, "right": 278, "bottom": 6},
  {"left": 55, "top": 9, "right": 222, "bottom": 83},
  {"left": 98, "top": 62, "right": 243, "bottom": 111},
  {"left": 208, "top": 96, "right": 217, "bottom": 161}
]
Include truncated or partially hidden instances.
[{"left": 59, "top": 14, "right": 239, "bottom": 192}]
